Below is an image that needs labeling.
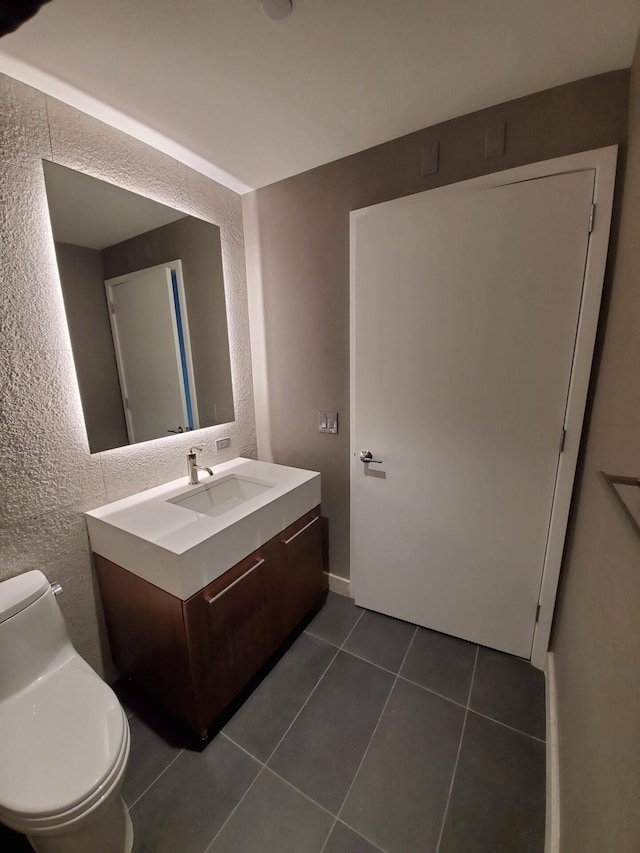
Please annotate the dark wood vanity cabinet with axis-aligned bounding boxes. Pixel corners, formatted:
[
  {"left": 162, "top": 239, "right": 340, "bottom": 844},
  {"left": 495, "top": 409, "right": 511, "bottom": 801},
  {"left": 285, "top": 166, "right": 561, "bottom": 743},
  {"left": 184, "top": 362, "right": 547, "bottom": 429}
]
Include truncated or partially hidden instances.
[{"left": 94, "top": 506, "right": 326, "bottom": 736}]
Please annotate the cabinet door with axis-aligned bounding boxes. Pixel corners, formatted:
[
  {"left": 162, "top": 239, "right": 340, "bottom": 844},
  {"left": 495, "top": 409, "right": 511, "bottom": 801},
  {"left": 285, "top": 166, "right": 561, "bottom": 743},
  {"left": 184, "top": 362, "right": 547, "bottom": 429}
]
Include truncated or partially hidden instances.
[
  {"left": 94, "top": 554, "right": 201, "bottom": 732},
  {"left": 268, "top": 506, "right": 326, "bottom": 647},
  {"left": 184, "top": 549, "right": 273, "bottom": 728}
]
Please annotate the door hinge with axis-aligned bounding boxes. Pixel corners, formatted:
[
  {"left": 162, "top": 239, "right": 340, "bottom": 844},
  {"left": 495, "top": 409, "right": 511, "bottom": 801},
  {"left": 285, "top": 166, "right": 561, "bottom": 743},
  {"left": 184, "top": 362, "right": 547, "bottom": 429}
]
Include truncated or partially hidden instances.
[
  {"left": 535, "top": 604, "right": 541, "bottom": 623},
  {"left": 124, "top": 397, "right": 129, "bottom": 409},
  {"left": 109, "top": 301, "right": 116, "bottom": 315},
  {"left": 559, "top": 428, "right": 566, "bottom": 453},
  {"left": 588, "top": 203, "right": 595, "bottom": 234}
]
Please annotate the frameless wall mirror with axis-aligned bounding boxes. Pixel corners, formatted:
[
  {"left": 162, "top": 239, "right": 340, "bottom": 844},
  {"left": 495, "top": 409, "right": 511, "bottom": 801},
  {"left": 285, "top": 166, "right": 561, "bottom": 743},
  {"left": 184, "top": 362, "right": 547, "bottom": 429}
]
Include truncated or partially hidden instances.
[{"left": 42, "top": 161, "right": 235, "bottom": 453}]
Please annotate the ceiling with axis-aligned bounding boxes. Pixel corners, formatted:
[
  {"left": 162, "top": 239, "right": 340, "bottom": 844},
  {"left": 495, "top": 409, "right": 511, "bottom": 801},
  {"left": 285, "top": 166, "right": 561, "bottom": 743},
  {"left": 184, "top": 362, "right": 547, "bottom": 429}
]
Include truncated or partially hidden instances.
[{"left": 1, "top": 0, "right": 639, "bottom": 192}]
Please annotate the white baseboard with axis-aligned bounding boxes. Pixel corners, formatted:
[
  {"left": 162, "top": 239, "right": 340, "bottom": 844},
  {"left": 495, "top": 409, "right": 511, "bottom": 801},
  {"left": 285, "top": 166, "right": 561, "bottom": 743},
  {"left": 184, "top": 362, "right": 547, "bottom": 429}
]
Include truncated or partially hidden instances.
[
  {"left": 545, "top": 652, "right": 560, "bottom": 853},
  {"left": 324, "top": 571, "right": 351, "bottom": 598}
]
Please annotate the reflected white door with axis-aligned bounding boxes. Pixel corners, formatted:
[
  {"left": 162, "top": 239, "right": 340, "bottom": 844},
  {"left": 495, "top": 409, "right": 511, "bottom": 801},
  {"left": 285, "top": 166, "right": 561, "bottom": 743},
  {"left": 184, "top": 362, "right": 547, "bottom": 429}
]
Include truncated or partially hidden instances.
[
  {"left": 107, "top": 265, "right": 190, "bottom": 443},
  {"left": 350, "top": 170, "right": 595, "bottom": 658}
]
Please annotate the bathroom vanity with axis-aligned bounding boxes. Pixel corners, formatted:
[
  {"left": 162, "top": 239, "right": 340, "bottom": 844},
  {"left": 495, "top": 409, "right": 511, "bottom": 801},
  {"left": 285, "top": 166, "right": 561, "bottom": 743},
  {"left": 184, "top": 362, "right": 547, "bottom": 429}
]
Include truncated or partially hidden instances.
[{"left": 87, "top": 459, "right": 325, "bottom": 736}]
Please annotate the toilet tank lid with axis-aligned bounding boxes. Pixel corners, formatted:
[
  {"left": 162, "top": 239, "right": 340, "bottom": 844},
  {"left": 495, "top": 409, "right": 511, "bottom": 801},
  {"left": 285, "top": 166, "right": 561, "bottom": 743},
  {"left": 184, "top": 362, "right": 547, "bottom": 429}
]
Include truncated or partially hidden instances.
[{"left": 0, "top": 571, "right": 50, "bottom": 624}]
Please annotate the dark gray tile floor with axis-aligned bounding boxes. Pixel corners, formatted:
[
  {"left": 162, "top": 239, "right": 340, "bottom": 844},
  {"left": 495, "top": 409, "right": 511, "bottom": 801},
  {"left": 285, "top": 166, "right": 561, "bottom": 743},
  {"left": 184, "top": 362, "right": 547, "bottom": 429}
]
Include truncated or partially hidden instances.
[{"left": 0, "top": 593, "right": 546, "bottom": 853}]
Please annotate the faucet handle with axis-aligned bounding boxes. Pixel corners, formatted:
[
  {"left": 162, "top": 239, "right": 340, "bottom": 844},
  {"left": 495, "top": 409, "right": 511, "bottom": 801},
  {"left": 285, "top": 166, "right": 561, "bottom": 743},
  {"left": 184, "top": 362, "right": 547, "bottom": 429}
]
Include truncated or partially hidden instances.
[{"left": 189, "top": 446, "right": 203, "bottom": 455}]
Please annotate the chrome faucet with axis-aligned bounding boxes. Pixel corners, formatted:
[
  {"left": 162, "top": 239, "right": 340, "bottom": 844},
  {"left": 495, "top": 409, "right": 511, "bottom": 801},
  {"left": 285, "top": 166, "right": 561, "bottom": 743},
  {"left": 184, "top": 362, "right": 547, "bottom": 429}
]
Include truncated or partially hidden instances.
[{"left": 187, "top": 446, "right": 214, "bottom": 485}]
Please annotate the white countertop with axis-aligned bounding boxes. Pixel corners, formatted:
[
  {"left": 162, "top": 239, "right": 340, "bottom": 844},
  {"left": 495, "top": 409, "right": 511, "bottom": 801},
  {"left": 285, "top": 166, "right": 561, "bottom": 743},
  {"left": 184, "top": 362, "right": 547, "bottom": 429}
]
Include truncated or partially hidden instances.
[{"left": 85, "top": 457, "right": 321, "bottom": 599}]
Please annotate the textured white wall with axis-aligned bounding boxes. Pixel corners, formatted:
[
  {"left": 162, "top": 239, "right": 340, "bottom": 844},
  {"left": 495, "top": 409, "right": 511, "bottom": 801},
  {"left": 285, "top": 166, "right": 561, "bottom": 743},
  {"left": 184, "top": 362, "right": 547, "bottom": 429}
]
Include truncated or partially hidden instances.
[{"left": 0, "top": 73, "right": 256, "bottom": 679}]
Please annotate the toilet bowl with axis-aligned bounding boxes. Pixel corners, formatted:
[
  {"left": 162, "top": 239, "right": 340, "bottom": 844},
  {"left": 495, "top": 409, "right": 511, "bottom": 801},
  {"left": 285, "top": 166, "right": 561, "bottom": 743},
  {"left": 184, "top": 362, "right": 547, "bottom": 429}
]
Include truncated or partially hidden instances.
[{"left": 0, "top": 571, "right": 133, "bottom": 853}]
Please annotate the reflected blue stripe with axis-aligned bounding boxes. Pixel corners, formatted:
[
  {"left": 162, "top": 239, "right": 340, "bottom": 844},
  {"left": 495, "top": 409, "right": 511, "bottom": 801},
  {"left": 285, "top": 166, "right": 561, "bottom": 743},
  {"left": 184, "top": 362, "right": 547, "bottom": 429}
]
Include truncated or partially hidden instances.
[{"left": 171, "top": 269, "right": 194, "bottom": 430}]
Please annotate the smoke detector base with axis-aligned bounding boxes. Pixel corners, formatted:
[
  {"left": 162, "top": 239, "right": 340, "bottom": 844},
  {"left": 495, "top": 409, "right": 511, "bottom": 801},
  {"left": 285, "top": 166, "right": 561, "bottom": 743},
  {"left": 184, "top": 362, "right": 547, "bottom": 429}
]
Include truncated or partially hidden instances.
[{"left": 261, "top": 0, "right": 293, "bottom": 21}]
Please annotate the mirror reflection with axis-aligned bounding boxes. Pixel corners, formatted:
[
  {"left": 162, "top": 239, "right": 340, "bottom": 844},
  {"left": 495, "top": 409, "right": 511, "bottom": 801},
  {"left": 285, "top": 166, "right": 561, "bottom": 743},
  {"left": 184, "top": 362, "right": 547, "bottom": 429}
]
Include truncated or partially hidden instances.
[{"left": 43, "top": 161, "right": 235, "bottom": 453}]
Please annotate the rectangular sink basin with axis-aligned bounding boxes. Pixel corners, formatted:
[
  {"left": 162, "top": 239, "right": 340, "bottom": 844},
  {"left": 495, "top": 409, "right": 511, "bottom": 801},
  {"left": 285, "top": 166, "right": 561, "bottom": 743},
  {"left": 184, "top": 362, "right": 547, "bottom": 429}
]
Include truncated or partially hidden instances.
[{"left": 168, "top": 474, "right": 273, "bottom": 518}]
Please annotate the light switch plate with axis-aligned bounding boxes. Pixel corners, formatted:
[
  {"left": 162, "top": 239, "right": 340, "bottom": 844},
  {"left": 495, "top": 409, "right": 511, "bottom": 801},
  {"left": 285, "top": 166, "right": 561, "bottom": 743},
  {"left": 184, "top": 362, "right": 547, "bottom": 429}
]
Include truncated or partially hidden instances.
[
  {"left": 216, "top": 437, "right": 231, "bottom": 451},
  {"left": 318, "top": 412, "right": 338, "bottom": 434}
]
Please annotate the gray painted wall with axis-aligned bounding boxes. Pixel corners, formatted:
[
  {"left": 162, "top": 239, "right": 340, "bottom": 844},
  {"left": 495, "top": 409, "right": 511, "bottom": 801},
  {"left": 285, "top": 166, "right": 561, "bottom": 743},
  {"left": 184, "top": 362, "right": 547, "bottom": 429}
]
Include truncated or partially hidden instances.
[
  {"left": 0, "top": 73, "right": 256, "bottom": 679},
  {"left": 244, "top": 70, "right": 630, "bottom": 580},
  {"left": 551, "top": 40, "right": 640, "bottom": 853},
  {"left": 55, "top": 241, "right": 128, "bottom": 453},
  {"left": 102, "top": 216, "right": 234, "bottom": 428}
]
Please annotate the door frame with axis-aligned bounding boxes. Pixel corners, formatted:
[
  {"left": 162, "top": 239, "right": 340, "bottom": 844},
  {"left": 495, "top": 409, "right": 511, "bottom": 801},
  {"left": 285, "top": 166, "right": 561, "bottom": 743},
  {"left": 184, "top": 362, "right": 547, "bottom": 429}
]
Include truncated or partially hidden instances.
[
  {"left": 349, "top": 146, "right": 618, "bottom": 668},
  {"left": 105, "top": 259, "right": 200, "bottom": 442}
]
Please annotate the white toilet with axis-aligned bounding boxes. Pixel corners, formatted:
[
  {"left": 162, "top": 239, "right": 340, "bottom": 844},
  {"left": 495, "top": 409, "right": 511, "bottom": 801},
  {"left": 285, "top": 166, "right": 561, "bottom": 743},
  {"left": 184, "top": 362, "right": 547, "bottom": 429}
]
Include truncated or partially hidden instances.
[{"left": 0, "top": 571, "right": 133, "bottom": 853}]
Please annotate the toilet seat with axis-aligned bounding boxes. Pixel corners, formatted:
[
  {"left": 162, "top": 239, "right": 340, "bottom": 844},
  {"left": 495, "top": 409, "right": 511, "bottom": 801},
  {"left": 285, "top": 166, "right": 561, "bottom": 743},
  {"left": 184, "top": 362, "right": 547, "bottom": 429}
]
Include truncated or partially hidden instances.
[
  {"left": 0, "top": 659, "right": 128, "bottom": 831},
  {"left": 4, "top": 716, "right": 130, "bottom": 834}
]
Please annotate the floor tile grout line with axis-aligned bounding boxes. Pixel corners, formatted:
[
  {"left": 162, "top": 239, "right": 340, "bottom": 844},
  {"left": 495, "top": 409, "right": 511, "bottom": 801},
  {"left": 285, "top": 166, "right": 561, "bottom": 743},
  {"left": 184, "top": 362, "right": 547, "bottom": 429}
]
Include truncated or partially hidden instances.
[
  {"left": 339, "top": 645, "right": 413, "bottom": 678},
  {"left": 435, "top": 710, "right": 469, "bottom": 853},
  {"left": 435, "top": 645, "right": 479, "bottom": 853},
  {"left": 266, "top": 766, "right": 334, "bottom": 818},
  {"left": 220, "top": 730, "right": 266, "bottom": 765},
  {"left": 328, "top": 625, "right": 458, "bottom": 686},
  {"left": 204, "top": 609, "right": 367, "bottom": 852},
  {"left": 397, "top": 673, "right": 468, "bottom": 710},
  {"left": 337, "top": 606, "right": 367, "bottom": 649},
  {"left": 336, "top": 623, "right": 418, "bottom": 823},
  {"left": 256, "top": 767, "right": 336, "bottom": 820},
  {"left": 320, "top": 625, "right": 419, "bottom": 853},
  {"left": 127, "top": 747, "right": 185, "bottom": 810},
  {"left": 305, "top": 606, "right": 365, "bottom": 650},
  {"left": 334, "top": 626, "right": 419, "bottom": 840},
  {"left": 333, "top": 818, "right": 388, "bottom": 853},
  {"left": 338, "top": 644, "right": 468, "bottom": 709},
  {"left": 221, "top": 732, "right": 336, "bottom": 819},
  {"left": 304, "top": 627, "right": 340, "bottom": 645},
  {"left": 467, "top": 708, "right": 546, "bottom": 743},
  {"left": 336, "top": 646, "right": 545, "bottom": 743},
  {"left": 223, "top": 730, "right": 388, "bottom": 853},
  {"left": 466, "top": 646, "right": 480, "bottom": 709},
  {"left": 203, "top": 765, "right": 266, "bottom": 853},
  {"left": 265, "top": 607, "right": 366, "bottom": 765},
  {"left": 264, "top": 648, "right": 341, "bottom": 764}
]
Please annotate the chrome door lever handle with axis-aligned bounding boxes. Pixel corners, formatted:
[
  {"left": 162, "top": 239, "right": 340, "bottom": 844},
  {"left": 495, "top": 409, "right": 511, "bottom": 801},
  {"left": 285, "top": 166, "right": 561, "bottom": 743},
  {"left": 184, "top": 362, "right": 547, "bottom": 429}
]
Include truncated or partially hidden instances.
[{"left": 360, "top": 450, "right": 382, "bottom": 464}]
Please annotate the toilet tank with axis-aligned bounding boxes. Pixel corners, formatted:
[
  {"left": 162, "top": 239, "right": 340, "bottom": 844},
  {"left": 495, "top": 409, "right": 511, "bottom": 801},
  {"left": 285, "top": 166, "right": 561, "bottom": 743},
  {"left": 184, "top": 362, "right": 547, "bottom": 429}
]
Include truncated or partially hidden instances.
[{"left": 0, "top": 571, "right": 76, "bottom": 701}]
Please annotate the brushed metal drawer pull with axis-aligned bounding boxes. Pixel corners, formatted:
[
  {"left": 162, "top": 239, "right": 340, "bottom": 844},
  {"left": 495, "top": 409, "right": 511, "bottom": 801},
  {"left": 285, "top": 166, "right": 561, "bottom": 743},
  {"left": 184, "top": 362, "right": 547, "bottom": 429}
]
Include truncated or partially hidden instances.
[
  {"left": 206, "top": 558, "right": 265, "bottom": 604},
  {"left": 282, "top": 515, "right": 320, "bottom": 546}
]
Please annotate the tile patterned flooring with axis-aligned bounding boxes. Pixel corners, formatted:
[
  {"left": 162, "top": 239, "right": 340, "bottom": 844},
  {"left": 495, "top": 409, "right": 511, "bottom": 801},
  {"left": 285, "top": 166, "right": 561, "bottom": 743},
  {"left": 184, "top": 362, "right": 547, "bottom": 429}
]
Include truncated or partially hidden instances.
[{"left": 0, "top": 593, "right": 546, "bottom": 853}]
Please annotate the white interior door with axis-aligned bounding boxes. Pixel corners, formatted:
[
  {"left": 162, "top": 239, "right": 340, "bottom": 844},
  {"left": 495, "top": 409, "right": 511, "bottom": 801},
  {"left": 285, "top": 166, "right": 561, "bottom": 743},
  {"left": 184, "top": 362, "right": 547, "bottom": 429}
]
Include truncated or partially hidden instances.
[
  {"left": 107, "top": 265, "right": 188, "bottom": 443},
  {"left": 350, "top": 169, "right": 595, "bottom": 658}
]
